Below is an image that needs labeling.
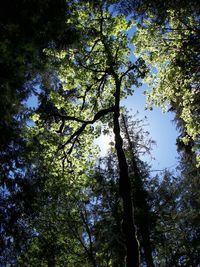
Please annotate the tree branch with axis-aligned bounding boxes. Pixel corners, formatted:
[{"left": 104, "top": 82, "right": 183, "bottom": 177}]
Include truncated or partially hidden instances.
[
  {"left": 58, "top": 106, "right": 115, "bottom": 151},
  {"left": 120, "top": 64, "right": 137, "bottom": 81}
]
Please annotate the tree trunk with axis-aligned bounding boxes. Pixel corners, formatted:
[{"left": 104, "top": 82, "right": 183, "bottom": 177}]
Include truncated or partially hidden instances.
[
  {"left": 121, "top": 115, "right": 154, "bottom": 267},
  {"left": 113, "top": 77, "right": 140, "bottom": 267},
  {"left": 140, "top": 225, "right": 154, "bottom": 267}
]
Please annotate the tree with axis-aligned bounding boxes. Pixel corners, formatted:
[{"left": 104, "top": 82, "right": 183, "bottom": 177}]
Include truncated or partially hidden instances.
[
  {"left": 121, "top": 113, "right": 155, "bottom": 267},
  {"left": 148, "top": 166, "right": 200, "bottom": 266},
  {"left": 0, "top": 0, "right": 79, "bottom": 263},
  {"left": 0, "top": 0, "right": 76, "bottom": 149},
  {"left": 28, "top": 2, "right": 147, "bottom": 265}
]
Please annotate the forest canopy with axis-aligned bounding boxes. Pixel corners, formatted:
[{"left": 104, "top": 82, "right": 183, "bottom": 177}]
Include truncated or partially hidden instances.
[{"left": 0, "top": 0, "right": 199, "bottom": 266}]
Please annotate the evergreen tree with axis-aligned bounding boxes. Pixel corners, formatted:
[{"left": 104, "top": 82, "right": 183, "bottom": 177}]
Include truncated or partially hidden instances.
[{"left": 0, "top": 0, "right": 79, "bottom": 263}]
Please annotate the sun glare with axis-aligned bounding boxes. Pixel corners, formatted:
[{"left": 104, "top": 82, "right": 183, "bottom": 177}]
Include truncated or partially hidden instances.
[{"left": 94, "top": 133, "right": 114, "bottom": 156}]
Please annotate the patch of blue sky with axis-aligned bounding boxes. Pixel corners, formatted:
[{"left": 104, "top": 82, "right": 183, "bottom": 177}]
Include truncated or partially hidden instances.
[
  {"left": 27, "top": 94, "right": 38, "bottom": 109},
  {"left": 123, "top": 85, "right": 179, "bottom": 171},
  {"left": 25, "top": 84, "right": 40, "bottom": 127}
]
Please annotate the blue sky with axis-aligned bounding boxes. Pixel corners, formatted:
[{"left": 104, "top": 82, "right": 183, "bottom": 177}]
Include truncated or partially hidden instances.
[{"left": 123, "top": 86, "right": 179, "bottom": 170}]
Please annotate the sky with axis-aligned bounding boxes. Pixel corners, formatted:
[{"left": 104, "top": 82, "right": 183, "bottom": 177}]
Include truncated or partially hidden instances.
[{"left": 125, "top": 86, "right": 179, "bottom": 170}]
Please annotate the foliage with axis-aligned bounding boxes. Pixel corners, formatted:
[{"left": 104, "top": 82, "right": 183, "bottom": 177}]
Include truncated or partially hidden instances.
[
  {"left": 148, "top": 166, "right": 200, "bottom": 266},
  {"left": 129, "top": 4, "right": 200, "bottom": 164},
  {"left": 0, "top": 0, "right": 79, "bottom": 263},
  {"left": 117, "top": 0, "right": 200, "bottom": 24},
  {"left": 18, "top": 111, "right": 155, "bottom": 267}
]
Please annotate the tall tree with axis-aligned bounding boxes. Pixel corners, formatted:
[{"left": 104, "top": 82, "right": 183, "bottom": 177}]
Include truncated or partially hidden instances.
[
  {"left": 121, "top": 113, "right": 155, "bottom": 267},
  {"left": 30, "top": 2, "right": 147, "bottom": 265}
]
